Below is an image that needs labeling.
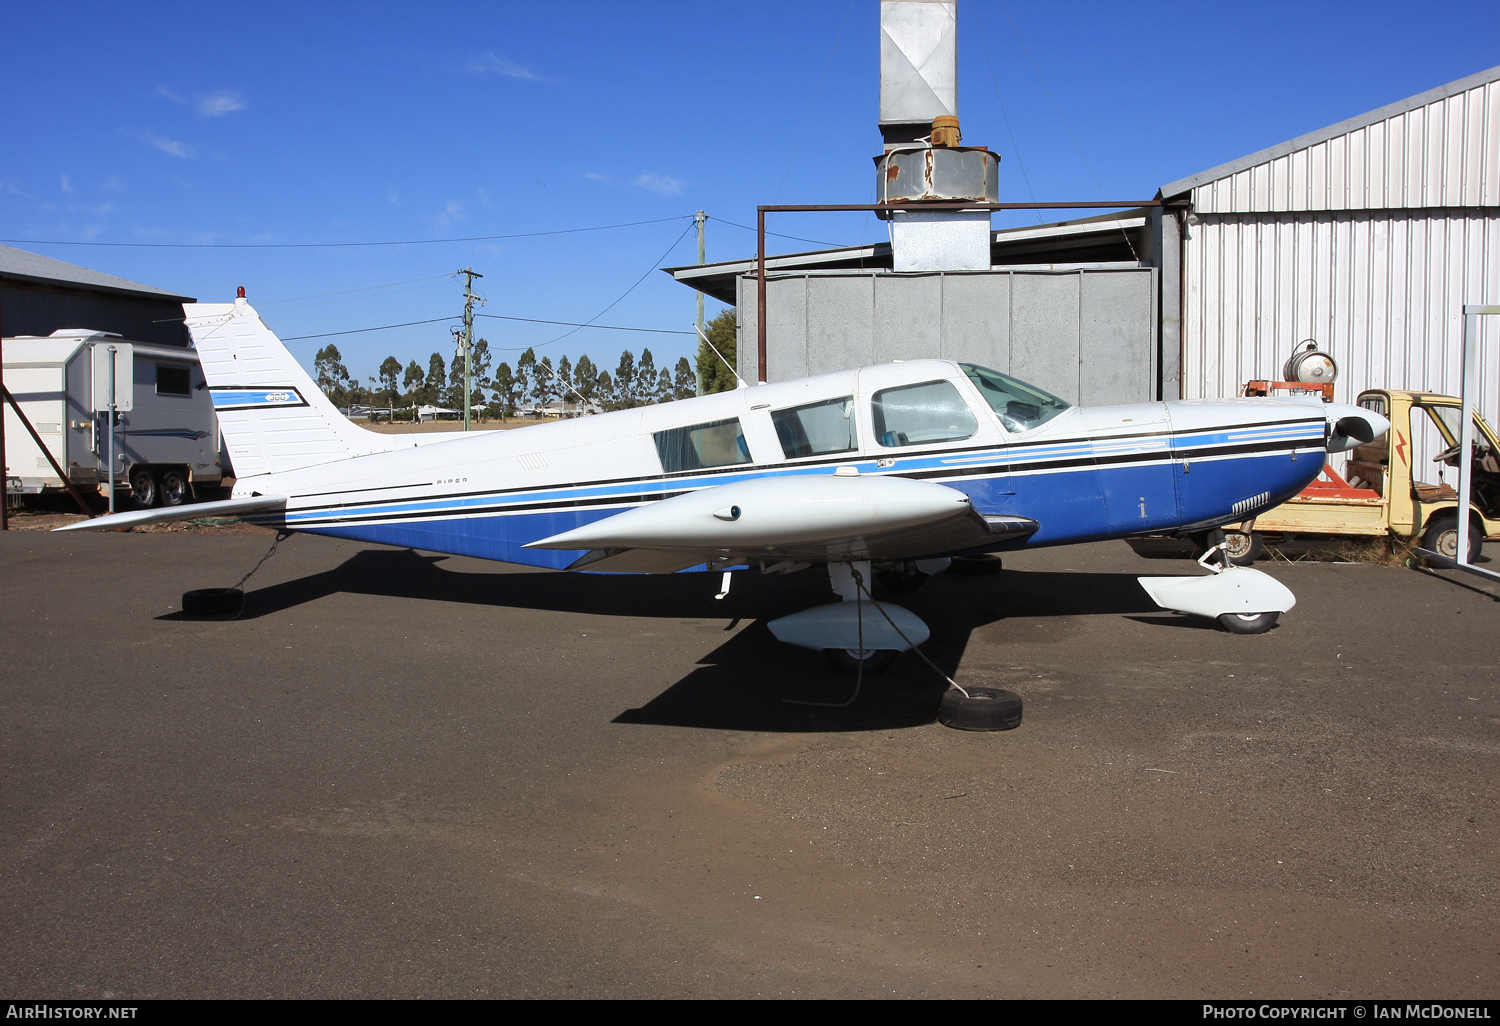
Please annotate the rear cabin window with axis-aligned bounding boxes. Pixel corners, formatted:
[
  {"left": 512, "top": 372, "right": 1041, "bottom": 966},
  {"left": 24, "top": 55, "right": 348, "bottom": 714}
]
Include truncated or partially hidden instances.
[
  {"left": 156, "top": 364, "right": 191, "bottom": 396},
  {"left": 771, "top": 396, "right": 857, "bottom": 459},
  {"left": 653, "top": 417, "right": 751, "bottom": 473},
  {"left": 871, "top": 379, "right": 977, "bottom": 448}
]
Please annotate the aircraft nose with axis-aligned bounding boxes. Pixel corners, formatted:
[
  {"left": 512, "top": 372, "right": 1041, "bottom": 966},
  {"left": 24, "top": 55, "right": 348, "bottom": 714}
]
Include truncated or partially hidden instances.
[{"left": 1324, "top": 403, "right": 1389, "bottom": 453}]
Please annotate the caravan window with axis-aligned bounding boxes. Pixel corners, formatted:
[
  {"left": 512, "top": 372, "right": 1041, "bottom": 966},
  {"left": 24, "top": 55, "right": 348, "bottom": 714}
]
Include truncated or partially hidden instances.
[
  {"left": 871, "top": 380, "right": 977, "bottom": 448},
  {"left": 156, "top": 364, "right": 191, "bottom": 396},
  {"left": 653, "top": 418, "right": 751, "bottom": 473},
  {"left": 771, "top": 397, "right": 857, "bottom": 459}
]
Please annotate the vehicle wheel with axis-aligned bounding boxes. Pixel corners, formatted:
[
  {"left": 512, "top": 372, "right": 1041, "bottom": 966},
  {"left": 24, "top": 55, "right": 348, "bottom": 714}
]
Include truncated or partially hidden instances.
[
  {"left": 1421, "top": 513, "right": 1481, "bottom": 564},
  {"left": 949, "top": 553, "right": 1004, "bottom": 576},
  {"left": 938, "top": 686, "right": 1023, "bottom": 731},
  {"left": 1216, "top": 611, "right": 1280, "bottom": 634},
  {"left": 823, "top": 648, "right": 898, "bottom": 674},
  {"left": 876, "top": 563, "right": 929, "bottom": 592},
  {"left": 159, "top": 468, "right": 191, "bottom": 507},
  {"left": 1222, "top": 530, "right": 1266, "bottom": 566},
  {"left": 130, "top": 468, "right": 158, "bottom": 509},
  {"left": 182, "top": 588, "right": 243, "bottom": 615}
]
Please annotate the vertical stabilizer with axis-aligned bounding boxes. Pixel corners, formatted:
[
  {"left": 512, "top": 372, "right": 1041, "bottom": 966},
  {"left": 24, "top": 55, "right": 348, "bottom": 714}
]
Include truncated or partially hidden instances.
[{"left": 184, "top": 296, "right": 396, "bottom": 478}]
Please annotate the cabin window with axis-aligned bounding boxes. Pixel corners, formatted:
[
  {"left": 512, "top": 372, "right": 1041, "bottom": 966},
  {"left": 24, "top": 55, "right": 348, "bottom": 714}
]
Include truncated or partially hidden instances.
[
  {"left": 960, "top": 363, "right": 1069, "bottom": 432},
  {"left": 871, "top": 379, "right": 978, "bottom": 448},
  {"left": 156, "top": 364, "right": 191, "bottom": 397},
  {"left": 653, "top": 417, "right": 751, "bottom": 473},
  {"left": 771, "top": 396, "right": 857, "bottom": 459}
]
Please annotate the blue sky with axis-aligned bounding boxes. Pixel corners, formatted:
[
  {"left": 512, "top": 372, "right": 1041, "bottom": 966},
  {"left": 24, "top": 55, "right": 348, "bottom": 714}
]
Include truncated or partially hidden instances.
[{"left": 4, "top": 0, "right": 1497, "bottom": 386}]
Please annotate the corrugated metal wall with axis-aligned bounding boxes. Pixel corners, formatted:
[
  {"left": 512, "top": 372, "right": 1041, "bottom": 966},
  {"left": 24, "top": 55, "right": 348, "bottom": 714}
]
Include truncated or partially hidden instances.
[
  {"left": 737, "top": 267, "right": 1159, "bottom": 407},
  {"left": 1179, "top": 71, "right": 1500, "bottom": 475},
  {"left": 1193, "top": 77, "right": 1500, "bottom": 213}
]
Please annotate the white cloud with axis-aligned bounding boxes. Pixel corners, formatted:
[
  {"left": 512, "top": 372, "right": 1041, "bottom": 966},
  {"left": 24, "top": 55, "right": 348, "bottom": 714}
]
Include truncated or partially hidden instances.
[
  {"left": 583, "top": 172, "right": 609, "bottom": 182},
  {"left": 477, "top": 187, "right": 496, "bottom": 210},
  {"left": 197, "top": 90, "right": 245, "bottom": 117},
  {"left": 633, "top": 172, "right": 683, "bottom": 196},
  {"left": 431, "top": 199, "right": 465, "bottom": 229},
  {"left": 386, "top": 189, "right": 400, "bottom": 205},
  {"left": 60, "top": 175, "right": 76, "bottom": 194},
  {"left": 157, "top": 84, "right": 246, "bottom": 117},
  {"left": 467, "top": 51, "right": 542, "bottom": 79},
  {"left": 102, "top": 176, "right": 125, "bottom": 192},
  {"left": 144, "top": 132, "right": 195, "bottom": 158}
]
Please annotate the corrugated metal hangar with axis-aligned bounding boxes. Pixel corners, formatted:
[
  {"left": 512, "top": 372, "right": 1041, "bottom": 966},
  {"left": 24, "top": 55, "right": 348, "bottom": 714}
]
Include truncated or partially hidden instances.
[
  {"left": 0, "top": 244, "right": 195, "bottom": 348},
  {"left": 668, "top": 46, "right": 1499, "bottom": 472}
]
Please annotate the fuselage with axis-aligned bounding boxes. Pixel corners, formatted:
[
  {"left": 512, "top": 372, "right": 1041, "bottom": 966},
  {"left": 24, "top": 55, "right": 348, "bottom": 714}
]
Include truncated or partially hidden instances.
[{"left": 239, "top": 359, "right": 1335, "bottom": 570}]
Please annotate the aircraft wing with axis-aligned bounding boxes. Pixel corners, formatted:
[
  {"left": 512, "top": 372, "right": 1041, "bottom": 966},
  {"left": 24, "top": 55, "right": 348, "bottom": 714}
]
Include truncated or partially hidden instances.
[
  {"left": 525, "top": 473, "right": 1038, "bottom": 572},
  {"left": 51, "top": 495, "right": 289, "bottom": 533}
]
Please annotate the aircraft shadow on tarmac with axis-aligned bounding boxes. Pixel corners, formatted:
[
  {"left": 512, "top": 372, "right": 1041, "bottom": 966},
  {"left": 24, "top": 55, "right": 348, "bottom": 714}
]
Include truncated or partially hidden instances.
[{"left": 159, "top": 546, "right": 1174, "bottom": 733}]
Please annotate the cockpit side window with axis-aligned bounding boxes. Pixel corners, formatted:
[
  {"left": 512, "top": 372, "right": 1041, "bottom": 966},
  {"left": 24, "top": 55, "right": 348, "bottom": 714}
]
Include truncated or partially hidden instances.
[
  {"left": 653, "top": 417, "right": 752, "bottom": 473},
  {"left": 771, "top": 396, "right": 857, "bottom": 459},
  {"left": 871, "top": 379, "right": 978, "bottom": 448},
  {"left": 960, "top": 363, "right": 1070, "bottom": 432}
]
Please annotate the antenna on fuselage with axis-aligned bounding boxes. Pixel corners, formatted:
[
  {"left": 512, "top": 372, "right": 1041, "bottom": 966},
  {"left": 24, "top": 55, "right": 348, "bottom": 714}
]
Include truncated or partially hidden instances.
[{"left": 695, "top": 323, "right": 749, "bottom": 390}]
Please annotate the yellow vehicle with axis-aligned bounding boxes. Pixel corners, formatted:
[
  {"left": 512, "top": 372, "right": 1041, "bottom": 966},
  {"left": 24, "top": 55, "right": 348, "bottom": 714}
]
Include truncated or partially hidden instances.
[{"left": 1224, "top": 389, "right": 1500, "bottom": 563}]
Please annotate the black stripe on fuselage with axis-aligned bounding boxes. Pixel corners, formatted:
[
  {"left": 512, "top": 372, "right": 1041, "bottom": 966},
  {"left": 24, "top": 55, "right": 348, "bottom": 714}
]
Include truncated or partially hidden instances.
[
  {"left": 286, "top": 430, "right": 1324, "bottom": 528},
  {"left": 282, "top": 417, "right": 1326, "bottom": 516}
]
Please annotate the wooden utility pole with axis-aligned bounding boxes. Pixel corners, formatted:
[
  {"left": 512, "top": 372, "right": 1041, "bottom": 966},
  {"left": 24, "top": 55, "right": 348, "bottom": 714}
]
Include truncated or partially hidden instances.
[{"left": 459, "top": 267, "right": 483, "bottom": 430}]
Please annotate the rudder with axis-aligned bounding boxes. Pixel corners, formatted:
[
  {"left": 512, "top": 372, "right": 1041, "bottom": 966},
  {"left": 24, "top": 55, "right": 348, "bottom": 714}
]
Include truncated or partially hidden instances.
[{"left": 185, "top": 296, "right": 396, "bottom": 478}]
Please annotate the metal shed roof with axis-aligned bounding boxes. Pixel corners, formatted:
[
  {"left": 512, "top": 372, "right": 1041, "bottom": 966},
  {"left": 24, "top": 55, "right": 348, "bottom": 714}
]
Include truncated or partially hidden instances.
[
  {"left": 663, "top": 207, "right": 1149, "bottom": 304},
  {"left": 0, "top": 244, "right": 195, "bottom": 302},
  {"left": 1158, "top": 63, "right": 1500, "bottom": 205}
]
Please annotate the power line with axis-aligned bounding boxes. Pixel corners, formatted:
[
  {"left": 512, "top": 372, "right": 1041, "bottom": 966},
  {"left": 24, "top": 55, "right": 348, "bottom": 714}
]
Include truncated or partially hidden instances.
[
  {"left": 0, "top": 215, "right": 693, "bottom": 250},
  {"left": 282, "top": 316, "right": 459, "bottom": 341},
  {"left": 492, "top": 221, "right": 696, "bottom": 351},
  {"left": 478, "top": 313, "right": 691, "bottom": 335},
  {"left": 258, "top": 272, "right": 457, "bottom": 306},
  {"left": 708, "top": 216, "right": 849, "bottom": 249},
  {"left": 994, "top": 0, "right": 1140, "bottom": 261},
  {"left": 774, "top": 0, "right": 855, "bottom": 203},
  {"left": 971, "top": 2, "right": 1044, "bottom": 224}
]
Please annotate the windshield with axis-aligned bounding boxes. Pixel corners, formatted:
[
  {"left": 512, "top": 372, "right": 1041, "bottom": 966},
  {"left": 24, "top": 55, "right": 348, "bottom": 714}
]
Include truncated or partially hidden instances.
[{"left": 960, "top": 364, "right": 1070, "bottom": 432}]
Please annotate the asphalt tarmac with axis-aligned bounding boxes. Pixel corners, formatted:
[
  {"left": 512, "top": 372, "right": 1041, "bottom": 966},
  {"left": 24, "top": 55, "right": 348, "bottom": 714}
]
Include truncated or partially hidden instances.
[{"left": 1, "top": 528, "right": 1496, "bottom": 999}]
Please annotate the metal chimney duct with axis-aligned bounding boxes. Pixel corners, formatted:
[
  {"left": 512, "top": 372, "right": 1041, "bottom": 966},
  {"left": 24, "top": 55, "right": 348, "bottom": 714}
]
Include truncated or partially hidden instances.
[
  {"left": 877, "top": 0, "right": 997, "bottom": 272},
  {"left": 879, "top": 0, "right": 957, "bottom": 146}
]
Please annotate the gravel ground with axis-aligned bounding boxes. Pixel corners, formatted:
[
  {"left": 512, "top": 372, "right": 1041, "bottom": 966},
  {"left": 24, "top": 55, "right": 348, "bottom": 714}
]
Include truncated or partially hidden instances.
[{"left": 1, "top": 529, "right": 1495, "bottom": 998}]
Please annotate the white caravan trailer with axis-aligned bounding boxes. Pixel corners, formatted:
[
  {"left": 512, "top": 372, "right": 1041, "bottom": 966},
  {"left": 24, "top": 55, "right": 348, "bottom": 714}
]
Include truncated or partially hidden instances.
[{"left": 3, "top": 329, "right": 223, "bottom": 506}]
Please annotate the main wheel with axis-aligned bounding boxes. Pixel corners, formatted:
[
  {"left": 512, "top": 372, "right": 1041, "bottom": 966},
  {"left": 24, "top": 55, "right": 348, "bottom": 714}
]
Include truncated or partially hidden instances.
[
  {"left": 876, "top": 563, "right": 929, "bottom": 592},
  {"left": 949, "top": 553, "right": 1003, "bottom": 576},
  {"left": 823, "top": 648, "right": 898, "bottom": 674},
  {"left": 130, "top": 467, "right": 158, "bottom": 509},
  {"left": 159, "top": 468, "right": 191, "bottom": 507},
  {"left": 938, "top": 686, "right": 1023, "bottom": 731},
  {"left": 1216, "top": 611, "right": 1279, "bottom": 634},
  {"left": 1421, "top": 513, "right": 1481, "bottom": 564},
  {"left": 1222, "top": 530, "right": 1266, "bottom": 566},
  {"left": 182, "top": 588, "right": 243, "bottom": 615}
]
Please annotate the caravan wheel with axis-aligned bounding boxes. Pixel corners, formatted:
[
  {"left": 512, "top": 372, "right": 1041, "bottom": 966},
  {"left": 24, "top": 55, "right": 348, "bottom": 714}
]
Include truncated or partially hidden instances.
[
  {"left": 130, "top": 468, "right": 158, "bottom": 508},
  {"left": 160, "top": 469, "right": 191, "bottom": 506}
]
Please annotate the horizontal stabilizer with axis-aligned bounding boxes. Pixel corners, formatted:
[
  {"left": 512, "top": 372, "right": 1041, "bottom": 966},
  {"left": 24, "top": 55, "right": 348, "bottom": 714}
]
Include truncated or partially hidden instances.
[{"left": 51, "top": 495, "right": 288, "bottom": 533}]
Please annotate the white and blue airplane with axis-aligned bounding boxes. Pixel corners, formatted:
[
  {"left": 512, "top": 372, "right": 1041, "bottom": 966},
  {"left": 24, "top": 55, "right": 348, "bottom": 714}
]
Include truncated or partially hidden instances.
[{"left": 59, "top": 291, "right": 1388, "bottom": 672}]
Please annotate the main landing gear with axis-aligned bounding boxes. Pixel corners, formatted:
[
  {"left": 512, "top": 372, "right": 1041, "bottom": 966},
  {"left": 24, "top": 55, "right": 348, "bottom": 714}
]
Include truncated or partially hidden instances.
[{"left": 767, "top": 560, "right": 1023, "bottom": 731}]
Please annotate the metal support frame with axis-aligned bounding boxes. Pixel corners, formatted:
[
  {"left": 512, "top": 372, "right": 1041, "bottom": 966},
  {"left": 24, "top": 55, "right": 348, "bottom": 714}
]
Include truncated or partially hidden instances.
[
  {"left": 754, "top": 200, "right": 1162, "bottom": 385},
  {"left": 1416, "top": 305, "right": 1500, "bottom": 583}
]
